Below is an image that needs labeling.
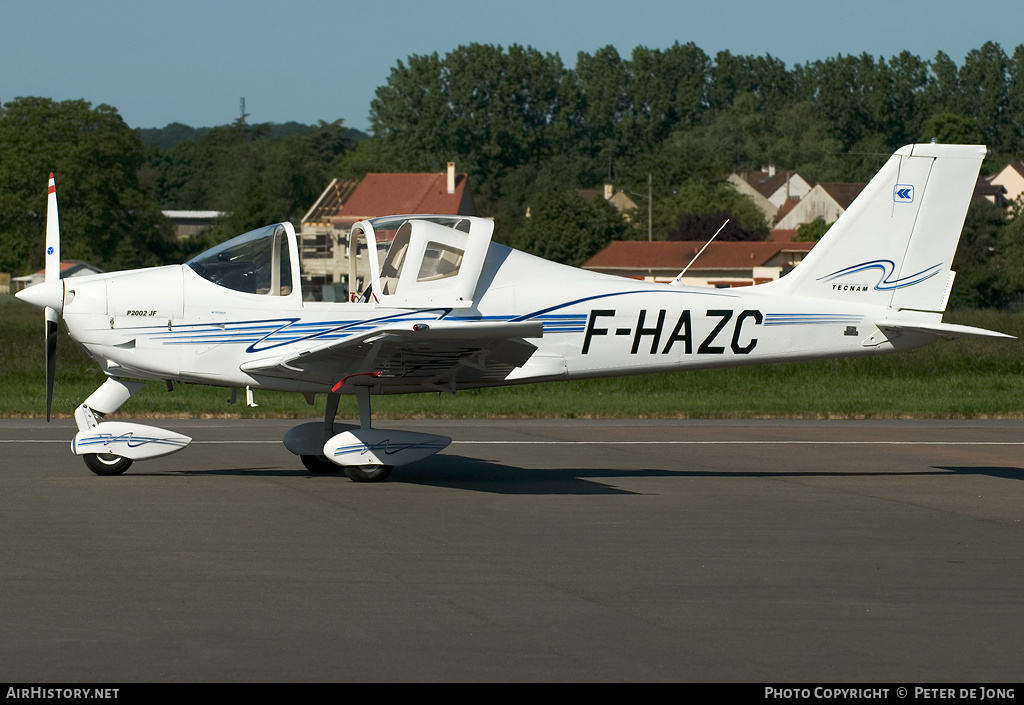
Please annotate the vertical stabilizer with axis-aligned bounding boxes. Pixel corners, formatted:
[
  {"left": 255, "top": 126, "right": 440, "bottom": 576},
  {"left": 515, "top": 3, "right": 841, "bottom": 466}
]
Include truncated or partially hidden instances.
[{"left": 765, "top": 144, "right": 986, "bottom": 313}]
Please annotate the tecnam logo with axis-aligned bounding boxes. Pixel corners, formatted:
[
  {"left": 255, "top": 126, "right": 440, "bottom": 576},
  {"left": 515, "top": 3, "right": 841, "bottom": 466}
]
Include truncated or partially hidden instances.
[{"left": 894, "top": 184, "right": 914, "bottom": 203}]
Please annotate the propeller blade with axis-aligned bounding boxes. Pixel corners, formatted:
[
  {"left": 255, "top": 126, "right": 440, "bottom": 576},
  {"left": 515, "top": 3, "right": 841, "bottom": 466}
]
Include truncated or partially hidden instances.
[
  {"left": 45, "top": 308, "right": 57, "bottom": 421},
  {"left": 44, "top": 173, "right": 60, "bottom": 421}
]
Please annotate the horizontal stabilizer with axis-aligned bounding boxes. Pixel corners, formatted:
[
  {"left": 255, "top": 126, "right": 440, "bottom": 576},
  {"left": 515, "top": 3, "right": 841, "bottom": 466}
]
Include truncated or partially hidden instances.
[{"left": 875, "top": 319, "right": 1015, "bottom": 340}]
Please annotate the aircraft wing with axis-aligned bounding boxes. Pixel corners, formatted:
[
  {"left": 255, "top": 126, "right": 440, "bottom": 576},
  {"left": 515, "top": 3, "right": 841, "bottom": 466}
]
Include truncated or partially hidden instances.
[{"left": 240, "top": 320, "right": 544, "bottom": 391}]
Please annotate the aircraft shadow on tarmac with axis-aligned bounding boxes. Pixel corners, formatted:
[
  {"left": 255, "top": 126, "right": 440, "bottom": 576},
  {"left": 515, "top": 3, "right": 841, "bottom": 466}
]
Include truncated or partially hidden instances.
[
  {"left": 934, "top": 466, "right": 1024, "bottom": 481},
  {"left": 152, "top": 455, "right": 642, "bottom": 495},
  {"left": 396, "top": 459, "right": 1024, "bottom": 494},
  {"left": 133, "top": 456, "right": 1024, "bottom": 496}
]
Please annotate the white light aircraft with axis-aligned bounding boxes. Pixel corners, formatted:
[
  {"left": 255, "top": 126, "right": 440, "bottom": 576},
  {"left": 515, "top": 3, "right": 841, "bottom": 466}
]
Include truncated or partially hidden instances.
[{"left": 16, "top": 143, "right": 1013, "bottom": 481}]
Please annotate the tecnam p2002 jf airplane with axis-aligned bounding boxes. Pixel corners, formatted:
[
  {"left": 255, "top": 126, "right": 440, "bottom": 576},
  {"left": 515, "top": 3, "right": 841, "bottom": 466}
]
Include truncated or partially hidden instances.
[{"left": 16, "top": 143, "right": 1013, "bottom": 481}]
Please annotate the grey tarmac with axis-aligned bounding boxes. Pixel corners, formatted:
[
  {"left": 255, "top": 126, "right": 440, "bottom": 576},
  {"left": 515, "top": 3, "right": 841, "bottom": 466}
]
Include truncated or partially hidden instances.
[{"left": 1, "top": 418, "right": 1022, "bottom": 683}]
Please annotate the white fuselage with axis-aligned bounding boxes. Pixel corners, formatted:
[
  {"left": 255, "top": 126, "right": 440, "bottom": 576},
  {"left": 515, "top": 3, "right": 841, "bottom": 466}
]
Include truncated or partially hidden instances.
[{"left": 57, "top": 242, "right": 924, "bottom": 396}]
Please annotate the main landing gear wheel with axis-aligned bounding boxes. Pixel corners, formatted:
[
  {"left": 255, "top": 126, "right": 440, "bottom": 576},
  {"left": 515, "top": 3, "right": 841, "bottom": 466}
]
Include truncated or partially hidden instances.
[
  {"left": 343, "top": 464, "right": 393, "bottom": 483},
  {"left": 83, "top": 453, "right": 133, "bottom": 476},
  {"left": 301, "top": 455, "right": 340, "bottom": 474}
]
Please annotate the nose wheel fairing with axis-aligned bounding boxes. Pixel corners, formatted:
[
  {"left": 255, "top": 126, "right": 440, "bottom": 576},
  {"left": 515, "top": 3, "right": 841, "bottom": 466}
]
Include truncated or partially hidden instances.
[
  {"left": 72, "top": 421, "right": 192, "bottom": 461},
  {"left": 71, "top": 377, "right": 192, "bottom": 475}
]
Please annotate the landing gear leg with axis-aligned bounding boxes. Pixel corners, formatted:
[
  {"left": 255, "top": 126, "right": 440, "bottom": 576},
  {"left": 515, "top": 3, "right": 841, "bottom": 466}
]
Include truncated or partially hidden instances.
[
  {"left": 75, "top": 378, "right": 143, "bottom": 476},
  {"left": 292, "top": 382, "right": 450, "bottom": 482},
  {"left": 344, "top": 386, "right": 392, "bottom": 483}
]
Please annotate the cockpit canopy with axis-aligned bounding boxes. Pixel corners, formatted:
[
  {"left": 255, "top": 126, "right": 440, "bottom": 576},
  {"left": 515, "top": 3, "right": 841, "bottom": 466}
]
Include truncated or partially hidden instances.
[
  {"left": 187, "top": 223, "right": 295, "bottom": 296},
  {"left": 353, "top": 215, "right": 493, "bottom": 309},
  {"left": 185, "top": 216, "right": 492, "bottom": 308}
]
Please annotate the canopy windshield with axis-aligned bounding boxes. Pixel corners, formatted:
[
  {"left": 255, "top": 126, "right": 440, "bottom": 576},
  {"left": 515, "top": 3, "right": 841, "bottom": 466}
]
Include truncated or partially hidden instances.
[{"left": 187, "top": 224, "right": 293, "bottom": 296}]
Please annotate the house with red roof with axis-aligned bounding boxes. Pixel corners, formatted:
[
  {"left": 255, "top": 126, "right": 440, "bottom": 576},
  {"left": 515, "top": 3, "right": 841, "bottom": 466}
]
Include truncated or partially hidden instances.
[
  {"left": 581, "top": 239, "right": 815, "bottom": 288},
  {"left": 10, "top": 261, "right": 105, "bottom": 294},
  {"left": 299, "top": 163, "right": 475, "bottom": 301}
]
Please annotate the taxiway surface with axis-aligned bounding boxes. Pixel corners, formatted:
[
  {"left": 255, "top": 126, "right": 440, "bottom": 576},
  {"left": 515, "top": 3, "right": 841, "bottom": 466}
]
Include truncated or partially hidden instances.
[{"left": 1, "top": 418, "right": 1022, "bottom": 682}]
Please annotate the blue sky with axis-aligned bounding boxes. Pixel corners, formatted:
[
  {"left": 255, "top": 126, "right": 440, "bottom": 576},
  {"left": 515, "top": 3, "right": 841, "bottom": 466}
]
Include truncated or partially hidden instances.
[{"left": 2, "top": 0, "right": 1022, "bottom": 132}]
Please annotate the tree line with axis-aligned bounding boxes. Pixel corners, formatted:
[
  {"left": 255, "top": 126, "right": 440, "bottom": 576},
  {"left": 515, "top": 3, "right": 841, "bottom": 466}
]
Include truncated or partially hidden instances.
[{"left": 2, "top": 41, "right": 1024, "bottom": 306}]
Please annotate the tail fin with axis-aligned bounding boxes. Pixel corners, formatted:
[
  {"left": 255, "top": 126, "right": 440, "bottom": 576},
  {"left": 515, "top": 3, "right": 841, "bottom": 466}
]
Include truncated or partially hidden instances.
[{"left": 766, "top": 143, "right": 987, "bottom": 314}]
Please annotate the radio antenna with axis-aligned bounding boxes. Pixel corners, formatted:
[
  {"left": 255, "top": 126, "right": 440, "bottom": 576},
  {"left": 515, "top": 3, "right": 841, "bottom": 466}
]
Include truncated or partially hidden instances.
[{"left": 671, "top": 219, "right": 730, "bottom": 286}]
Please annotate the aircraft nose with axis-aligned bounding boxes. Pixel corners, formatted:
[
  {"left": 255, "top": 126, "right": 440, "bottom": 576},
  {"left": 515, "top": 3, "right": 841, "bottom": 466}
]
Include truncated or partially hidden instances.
[{"left": 15, "top": 280, "right": 64, "bottom": 313}]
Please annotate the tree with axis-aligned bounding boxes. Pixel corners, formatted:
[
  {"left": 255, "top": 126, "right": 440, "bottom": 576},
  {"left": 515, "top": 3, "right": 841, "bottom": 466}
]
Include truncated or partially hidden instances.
[
  {"left": 147, "top": 118, "right": 353, "bottom": 241},
  {"left": 0, "top": 97, "right": 173, "bottom": 274},
  {"left": 797, "top": 54, "right": 875, "bottom": 150},
  {"left": 949, "top": 197, "right": 1013, "bottom": 308},
  {"left": 362, "top": 43, "right": 569, "bottom": 205},
  {"left": 622, "top": 43, "right": 712, "bottom": 152},
  {"left": 667, "top": 213, "right": 763, "bottom": 242},
  {"left": 573, "top": 45, "right": 631, "bottom": 182},
  {"left": 958, "top": 42, "right": 1013, "bottom": 153},
  {"left": 1003, "top": 44, "right": 1024, "bottom": 155},
  {"left": 793, "top": 217, "right": 832, "bottom": 242},
  {"left": 918, "top": 112, "right": 984, "bottom": 144},
  {"left": 794, "top": 52, "right": 937, "bottom": 153},
  {"left": 629, "top": 178, "right": 770, "bottom": 242},
  {"left": 710, "top": 50, "right": 794, "bottom": 115},
  {"left": 927, "top": 51, "right": 963, "bottom": 116},
  {"left": 988, "top": 196, "right": 1024, "bottom": 305},
  {"left": 877, "top": 51, "right": 934, "bottom": 148},
  {"left": 511, "top": 187, "right": 632, "bottom": 266},
  {"left": 208, "top": 133, "right": 335, "bottom": 239}
]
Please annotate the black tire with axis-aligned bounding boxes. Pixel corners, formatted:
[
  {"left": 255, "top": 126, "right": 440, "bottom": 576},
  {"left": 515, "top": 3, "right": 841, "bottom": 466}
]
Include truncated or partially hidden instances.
[
  {"left": 343, "top": 464, "right": 393, "bottom": 483},
  {"left": 83, "top": 453, "right": 133, "bottom": 476},
  {"left": 301, "top": 455, "right": 341, "bottom": 474}
]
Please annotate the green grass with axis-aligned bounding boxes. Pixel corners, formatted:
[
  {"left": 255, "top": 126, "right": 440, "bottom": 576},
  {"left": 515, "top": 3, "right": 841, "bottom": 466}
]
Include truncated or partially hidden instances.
[{"left": 2, "top": 295, "right": 1022, "bottom": 419}]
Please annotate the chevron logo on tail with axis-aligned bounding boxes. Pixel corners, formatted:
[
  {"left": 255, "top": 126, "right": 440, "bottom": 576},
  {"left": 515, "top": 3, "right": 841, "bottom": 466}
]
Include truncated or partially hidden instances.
[{"left": 894, "top": 184, "right": 914, "bottom": 202}]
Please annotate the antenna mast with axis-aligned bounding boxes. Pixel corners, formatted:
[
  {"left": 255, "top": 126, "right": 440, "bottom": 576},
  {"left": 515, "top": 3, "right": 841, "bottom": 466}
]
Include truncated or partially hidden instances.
[{"left": 671, "top": 219, "right": 730, "bottom": 286}]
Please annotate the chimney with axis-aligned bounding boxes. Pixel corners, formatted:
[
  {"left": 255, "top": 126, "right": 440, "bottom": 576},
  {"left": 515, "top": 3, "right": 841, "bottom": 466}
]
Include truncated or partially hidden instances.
[
  {"left": 447, "top": 162, "right": 455, "bottom": 194},
  {"left": 604, "top": 183, "right": 613, "bottom": 200}
]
